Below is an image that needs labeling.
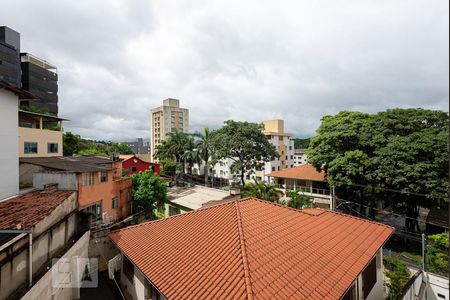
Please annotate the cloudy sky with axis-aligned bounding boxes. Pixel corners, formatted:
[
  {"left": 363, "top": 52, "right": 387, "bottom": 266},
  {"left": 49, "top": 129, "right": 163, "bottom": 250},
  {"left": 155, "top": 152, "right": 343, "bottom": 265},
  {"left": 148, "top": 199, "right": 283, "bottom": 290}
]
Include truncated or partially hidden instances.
[{"left": 2, "top": 0, "right": 448, "bottom": 140}]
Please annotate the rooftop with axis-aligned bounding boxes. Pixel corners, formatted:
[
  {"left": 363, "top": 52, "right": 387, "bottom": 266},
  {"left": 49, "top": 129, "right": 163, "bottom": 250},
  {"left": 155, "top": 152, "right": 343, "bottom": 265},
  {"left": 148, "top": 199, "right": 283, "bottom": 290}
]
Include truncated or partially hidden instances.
[
  {"left": 168, "top": 186, "right": 229, "bottom": 210},
  {"left": 267, "top": 164, "right": 326, "bottom": 182},
  {"left": 19, "top": 156, "right": 115, "bottom": 173},
  {"left": 0, "top": 190, "right": 75, "bottom": 230},
  {"left": 109, "top": 198, "right": 393, "bottom": 300},
  {"left": 0, "top": 80, "right": 37, "bottom": 99}
]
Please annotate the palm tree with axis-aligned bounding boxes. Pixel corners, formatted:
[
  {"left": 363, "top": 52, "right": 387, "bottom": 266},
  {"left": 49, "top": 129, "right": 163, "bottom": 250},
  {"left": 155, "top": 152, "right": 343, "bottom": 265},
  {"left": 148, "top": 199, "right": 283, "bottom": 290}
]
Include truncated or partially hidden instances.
[
  {"left": 154, "top": 130, "right": 192, "bottom": 177},
  {"left": 181, "top": 136, "right": 200, "bottom": 175},
  {"left": 194, "top": 127, "right": 216, "bottom": 186},
  {"left": 242, "top": 181, "right": 280, "bottom": 202}
]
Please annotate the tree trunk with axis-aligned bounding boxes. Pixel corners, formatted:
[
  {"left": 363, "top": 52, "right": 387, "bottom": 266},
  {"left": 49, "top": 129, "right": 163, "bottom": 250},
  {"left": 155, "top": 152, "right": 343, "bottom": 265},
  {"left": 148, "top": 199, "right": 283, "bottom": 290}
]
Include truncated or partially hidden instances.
[
  {"left": 204, "top": 163, "right": 208, "bottom": 187},
  {"left": 241, "top": 167, "right": 245, "bottom": 186}
]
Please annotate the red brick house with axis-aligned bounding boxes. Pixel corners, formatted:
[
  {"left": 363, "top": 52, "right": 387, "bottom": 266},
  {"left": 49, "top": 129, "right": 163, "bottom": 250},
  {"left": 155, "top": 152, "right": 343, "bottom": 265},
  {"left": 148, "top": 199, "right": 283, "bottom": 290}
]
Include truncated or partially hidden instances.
[{"left": 120, "top": 154, "right": 160, "bottom": 175}]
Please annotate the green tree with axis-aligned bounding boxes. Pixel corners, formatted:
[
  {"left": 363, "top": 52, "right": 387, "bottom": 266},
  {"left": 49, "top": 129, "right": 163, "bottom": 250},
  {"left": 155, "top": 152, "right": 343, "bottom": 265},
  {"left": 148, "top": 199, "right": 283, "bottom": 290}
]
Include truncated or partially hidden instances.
[
  {"left": 194, "top": 127, "right": 216, "bottom": 186},
  {"left": 293, "top": 138, "right": 311, "bottom": 149},
  {"left": 131, "top": 170, "right": 167, "bottom": 217},
  {"left": 154, "top": 130, "right": 193, "bottom": 174},
  {"left": 242, "top": 181, "right": 279, "bottom": 202},
  {"left": 108, "top": 142, "right": 133, "bottom": 155},
  {"left": 307, "top": 109, "right": 449, "bottom": 231},
  {"left": 63, "top": 131, "right": 82, "bottom": 156},
  {"left": 383, "top": 256, "right": 410, "bottom": 300},
  {"left": 426, "top": 232, "right": 449, "bottom": 276},
  {"left": 181, "top": 135, "right": 199, "bottom": 175},
  {"left": 285, "top": 189, "right": 312, "bottom": 209},
  {"left": 213, "top": 120, "right": 279, "bottom": 186}
]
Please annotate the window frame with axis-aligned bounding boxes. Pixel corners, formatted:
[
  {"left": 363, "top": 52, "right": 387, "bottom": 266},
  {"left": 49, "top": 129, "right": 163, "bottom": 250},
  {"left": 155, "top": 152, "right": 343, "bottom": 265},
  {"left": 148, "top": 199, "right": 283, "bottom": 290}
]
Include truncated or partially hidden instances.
[
  {"left": 24, "top": 142, "right": 38, "bottom": 154},
  {"left": 47, "top": 142, "right": 58, "bottom": 153},
  {"left": 99, "top": 170, "right": 108, "bottom": 183}
]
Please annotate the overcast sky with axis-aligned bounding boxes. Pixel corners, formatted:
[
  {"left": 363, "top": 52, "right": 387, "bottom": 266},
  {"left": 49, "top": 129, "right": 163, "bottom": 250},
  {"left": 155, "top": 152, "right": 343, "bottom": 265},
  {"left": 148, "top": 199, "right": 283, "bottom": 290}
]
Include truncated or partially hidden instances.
[{"left": 2, "top": 0, "right": 448, "bottom": 140}]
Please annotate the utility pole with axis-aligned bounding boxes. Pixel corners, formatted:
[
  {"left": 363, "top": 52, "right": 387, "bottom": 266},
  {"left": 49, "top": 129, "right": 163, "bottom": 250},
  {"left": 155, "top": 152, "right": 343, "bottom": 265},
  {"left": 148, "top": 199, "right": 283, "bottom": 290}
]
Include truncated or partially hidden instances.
[{"left": 422, "top": 233, "right": 426, "bottom": 272}]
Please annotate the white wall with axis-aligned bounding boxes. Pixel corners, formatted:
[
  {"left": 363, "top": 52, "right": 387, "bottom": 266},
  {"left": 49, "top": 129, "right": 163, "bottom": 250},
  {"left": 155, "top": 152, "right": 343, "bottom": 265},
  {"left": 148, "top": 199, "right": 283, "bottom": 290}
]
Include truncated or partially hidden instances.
[{"left": 0, "top": 89, "right": 19, "bottom": 200}]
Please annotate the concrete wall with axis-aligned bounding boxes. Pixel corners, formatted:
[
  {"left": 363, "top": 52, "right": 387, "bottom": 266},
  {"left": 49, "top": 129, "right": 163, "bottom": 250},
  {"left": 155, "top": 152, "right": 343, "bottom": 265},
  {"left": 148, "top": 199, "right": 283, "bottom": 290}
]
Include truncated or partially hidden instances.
[
  {"left": 33, "top": 172, "right": 78, "bottom": 190},
  {"left": 427, "top": 273, "right": 449, "bottom": 300},
  {"left": 19, "top": 163, "right": 45, "bottom": 188},
  {"left": 0, "top": 88, "right": 19, "bottom": 200},
  {"left": 18, "top": 126, "right": 63, "bottom": 158},
  {"left": 0, "top": 192, "right": 78, "bottom": 299},
  {"left": 21, "top": 231, "right": 90, "bottom": 300}
]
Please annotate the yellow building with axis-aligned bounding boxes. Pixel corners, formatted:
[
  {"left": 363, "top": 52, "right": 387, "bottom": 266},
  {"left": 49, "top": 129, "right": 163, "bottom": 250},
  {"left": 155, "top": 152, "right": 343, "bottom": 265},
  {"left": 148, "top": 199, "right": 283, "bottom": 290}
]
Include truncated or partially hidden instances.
[
  {"left": 18, "top": 110, "right": 66, "bottom": 157},
  {"left": 150, "top": 98, "right": 189, "bottom": 162}
]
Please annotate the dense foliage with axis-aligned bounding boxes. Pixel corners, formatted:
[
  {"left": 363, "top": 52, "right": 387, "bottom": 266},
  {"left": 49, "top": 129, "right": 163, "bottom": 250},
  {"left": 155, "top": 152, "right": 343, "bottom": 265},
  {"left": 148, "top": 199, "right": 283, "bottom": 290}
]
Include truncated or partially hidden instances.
[
  {"left": 131, "top": 170, "right": 167, "bottom": 216},
  {"left": 293, "top": 138, "right": 310, "bottom": 149},
  {"left": 383, "top": 256, "right": 411, "bottom": 300},
  {"left": 213, "top": 120, "right": 279, "bottom": 185},
  {"left": 284, "top": 189, "right": 312, "bottom": 209},
  {"left": 426, "top": 232, "right": 449, "bottom": 276},
  {"left": 63, "top": 131, "right": 133, "bottom": 156},
  {"left": 307, "top": 108, "right": 449, "bottom": 230},
  {"left": 194, "top": 127, "right": 217, "bottom": 186},
  {"left": 242, "top": 181, "right": 279, "bottom": 202}
]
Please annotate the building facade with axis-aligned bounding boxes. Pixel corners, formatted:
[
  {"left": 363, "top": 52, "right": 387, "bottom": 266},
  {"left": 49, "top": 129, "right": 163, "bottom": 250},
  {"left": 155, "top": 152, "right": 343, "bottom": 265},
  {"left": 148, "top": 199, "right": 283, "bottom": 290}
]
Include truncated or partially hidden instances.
[
  {"left": 150, "top": 98, "right": 189, "bottom": 162},
  {"left": 18, "top": 110, "right": 65, "bottom": 158},
  {"left": 20, "top": 53, "right": 58, "bottom": 115},
  {"left": 293, "top": 149, "right": 308, "bottom": 166},
  {"left": 257, "top": 119, "right": 295, "bottom": 182},
  {"left": 120, "top": 154, "right": 160, "bottom": 175},
  {"left": 123, "top": 138, "right": 150, "bottom": 155},
  {"left": 0, "top": 26, "right": 21, "bottom": 87}
]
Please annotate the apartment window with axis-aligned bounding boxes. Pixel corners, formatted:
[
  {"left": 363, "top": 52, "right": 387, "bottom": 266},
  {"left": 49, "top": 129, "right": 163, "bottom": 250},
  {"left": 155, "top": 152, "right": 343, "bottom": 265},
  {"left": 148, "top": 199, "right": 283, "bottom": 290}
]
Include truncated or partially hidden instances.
[
  {"left": 82, "top": 172, "right": 94, "bottom": 186},
  {"left": 169, "top": 206, "right": 180, "bottom": 216},
  {"left": 291, "top": 155, "right": 293, "bottom": 159},
  {"left": 362, "top": 256, "right": 377, "bottom": 298},
  {"left": 123, "top": 255, "right": 134, "bottom": 282},
  {"left": 100, "top": 170, "right": 108, "bottom": 182},
  {"left": 112, "top": 197, "right": 118, "bottom": 209},
  {"left": 24, "top": 142, "right": 38, "bottom": 154},
  {"left": 47, "top": 143, "right": 58, "bottom": 153},
  {"left": 289, "top": 146, "right": 292, "bottom": 150},
  {"left": 272, "top": 167, "right": 275, "bottom": 172}
]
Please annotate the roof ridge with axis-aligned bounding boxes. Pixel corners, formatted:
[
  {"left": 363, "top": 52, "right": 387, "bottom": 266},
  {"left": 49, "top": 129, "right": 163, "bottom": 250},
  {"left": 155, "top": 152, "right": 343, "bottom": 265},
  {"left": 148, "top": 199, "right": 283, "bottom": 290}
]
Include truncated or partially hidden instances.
[{"left": 234, "top": 201, "right": 254, "bottom": 300}]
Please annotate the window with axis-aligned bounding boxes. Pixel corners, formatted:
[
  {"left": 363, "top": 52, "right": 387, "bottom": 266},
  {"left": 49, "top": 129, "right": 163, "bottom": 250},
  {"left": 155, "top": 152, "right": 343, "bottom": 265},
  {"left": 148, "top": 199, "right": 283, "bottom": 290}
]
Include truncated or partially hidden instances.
[
  {"left": 47, "top": 143, "right": 58, "bottom": 153},
  {"left": 272, "top": 167, "right": 275, "bottom": 172},
  {"left": 82, "top": 202, "right": 102, "bottom": 221},
  {"left": 362, "top": 256, "right": 377, "bottom": 298},
  {"left": 112, "top": 197, "right": 118, "bottom": 209},
  {"left": 169, "top": 206, "right": 180, "bottom": 216},
  {"left": 123, "top": 255, "right": 134, "bottom": 282},
  {"left": 100, "top": 170, "right": 108, "bottom": 182},
  {"left": 131, "top": 166, "right": 137, "bottom": 172},
  {"left": 289, "top": 146, "right": 292, "bottom": 150},
  {"left": 82, "top": 172, "right": 94, "bottom": 186},
  {"left": 24, "top": 142, "right": 38, "bottom": 154}
]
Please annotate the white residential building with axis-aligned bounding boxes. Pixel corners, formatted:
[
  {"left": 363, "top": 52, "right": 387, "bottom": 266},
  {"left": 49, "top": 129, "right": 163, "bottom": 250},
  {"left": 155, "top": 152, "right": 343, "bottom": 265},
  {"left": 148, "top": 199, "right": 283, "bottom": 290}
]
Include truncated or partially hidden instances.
[
  {"left": 293, "top": 149, "right": 308, "bottom": 166},
  {"left": 0, "top": 81, "right": 34, "bottom": 200},
  {"left": 150, "top": 98, "right": 189, "bottom": 162}
]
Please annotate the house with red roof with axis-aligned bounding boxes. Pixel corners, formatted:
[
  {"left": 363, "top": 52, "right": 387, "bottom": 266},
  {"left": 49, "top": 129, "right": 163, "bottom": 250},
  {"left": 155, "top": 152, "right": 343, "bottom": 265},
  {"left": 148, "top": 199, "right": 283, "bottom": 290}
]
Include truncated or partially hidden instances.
[
  {"left": 120, "top": 154, "right": 160, "bottom": 175},
  {"left": 0, "top": 187, "right": 90, "bottom": 299},
  {"left": 108, "top": 198, "right": 394, "bottom": 300},
  {"left": 267, "top": 164, "right": 332, "bottom": 208}
]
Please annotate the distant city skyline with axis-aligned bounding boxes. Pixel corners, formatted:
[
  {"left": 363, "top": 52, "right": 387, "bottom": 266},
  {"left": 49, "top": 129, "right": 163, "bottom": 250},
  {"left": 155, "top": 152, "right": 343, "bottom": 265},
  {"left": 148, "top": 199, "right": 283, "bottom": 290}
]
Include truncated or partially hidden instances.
[{"left": 1, "top": 0, "right": 448, "bottom": 141}]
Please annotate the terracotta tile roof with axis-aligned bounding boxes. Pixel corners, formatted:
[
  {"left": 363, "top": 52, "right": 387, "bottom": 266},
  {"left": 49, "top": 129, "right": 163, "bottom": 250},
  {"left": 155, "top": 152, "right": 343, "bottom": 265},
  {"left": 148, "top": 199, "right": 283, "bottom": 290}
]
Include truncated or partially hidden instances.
[
  {"left": 267, "top": 164, "right": 326, "bottom": 182},
  {"left": 109, "top": 198, "right": 393, "bottom": 300},
  {"left": 0, "top": 190, "right": 75, "bottom": 230}
]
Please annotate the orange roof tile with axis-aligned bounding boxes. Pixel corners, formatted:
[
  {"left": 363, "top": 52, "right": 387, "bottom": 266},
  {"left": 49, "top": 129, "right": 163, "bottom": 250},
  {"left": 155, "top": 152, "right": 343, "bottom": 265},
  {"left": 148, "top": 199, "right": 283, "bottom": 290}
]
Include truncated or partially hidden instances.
[
  {"left": 267, "top": 164, "right": 326, "bottom": 182},
  {"left": 0, "top": 190, "right": 75, "bottom": 230},
  {"left": 109, "top": 198, "right": 393, "bottom": 300}
]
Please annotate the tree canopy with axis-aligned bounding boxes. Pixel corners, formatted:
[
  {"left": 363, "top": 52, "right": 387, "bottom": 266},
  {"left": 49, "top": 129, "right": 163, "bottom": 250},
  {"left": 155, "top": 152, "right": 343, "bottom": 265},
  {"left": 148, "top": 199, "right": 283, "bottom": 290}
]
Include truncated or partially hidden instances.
[
  {"left": 63, "top": 131, "right": 133, "bottom": 156},
  {"left": 307, "top": 108, "right": 449, "bottom": 230},
  {"left": 213, "top": 120, "right": 279, "bottom": 185},
  {"left": 131, "top": 170, "right": 167, "bottom": 216}
]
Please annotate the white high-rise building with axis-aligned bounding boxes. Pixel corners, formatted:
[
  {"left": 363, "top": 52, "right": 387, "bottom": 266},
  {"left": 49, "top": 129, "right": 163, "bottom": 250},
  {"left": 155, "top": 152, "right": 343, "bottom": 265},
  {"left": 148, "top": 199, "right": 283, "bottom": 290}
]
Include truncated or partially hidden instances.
[
  {"left": 150, "top": 98, "right": 189, "bottom": 162},
  {"left": 293, "top": 149, "right": 308, "bottom": 166}
]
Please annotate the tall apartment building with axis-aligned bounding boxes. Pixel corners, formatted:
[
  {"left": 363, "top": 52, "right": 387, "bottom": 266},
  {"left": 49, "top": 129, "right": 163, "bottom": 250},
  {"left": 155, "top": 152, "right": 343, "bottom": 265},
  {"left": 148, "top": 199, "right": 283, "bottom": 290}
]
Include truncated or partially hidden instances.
[
  {"left": 0, "top": 26, "right": 21, "bottom": 87},
  {"left": 20, "top": 53, "right": 58, "bottom": 114},
  {"left": 0, "top": 26, "right": 59, "bottom": 115},
  {"left": 150, "top": 98, "right": 189, "bottom": 162},
  {"left": 257, "top": 119, "right": 295, "bottom": 182},
  {"left": 293, "top": 149, "right": 308, "bottom": 166}
]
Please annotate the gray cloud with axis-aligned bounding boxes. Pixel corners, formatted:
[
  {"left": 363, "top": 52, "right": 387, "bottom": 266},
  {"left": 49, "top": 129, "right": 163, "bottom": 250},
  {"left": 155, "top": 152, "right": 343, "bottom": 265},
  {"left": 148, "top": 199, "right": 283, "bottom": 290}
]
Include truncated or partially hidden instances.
[{"left": 2, "top": 0, "right": 448, "bottom": 140}]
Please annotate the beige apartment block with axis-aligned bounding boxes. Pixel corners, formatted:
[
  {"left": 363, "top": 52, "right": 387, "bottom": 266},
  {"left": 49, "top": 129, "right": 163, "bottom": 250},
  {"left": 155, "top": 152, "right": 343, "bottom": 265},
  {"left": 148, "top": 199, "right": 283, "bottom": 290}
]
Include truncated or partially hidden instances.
[
  {"left": 150, "top": 98, "right": 189, "bottom": 162},
  {"left": 255, "top": 119, "right": 294, "bottom": 182},
  {"left": 18, "top": 110, "right": 66, "bottom": 158}
]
